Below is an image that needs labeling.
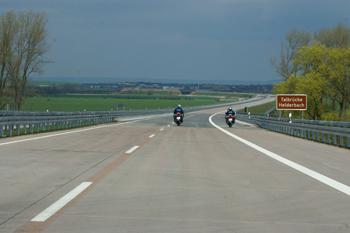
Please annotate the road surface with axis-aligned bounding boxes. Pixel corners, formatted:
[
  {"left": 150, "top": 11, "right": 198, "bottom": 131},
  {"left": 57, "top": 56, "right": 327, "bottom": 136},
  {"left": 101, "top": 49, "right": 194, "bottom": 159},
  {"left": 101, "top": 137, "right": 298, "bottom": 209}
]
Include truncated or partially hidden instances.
[{"left": 1, "top": 97, "right": 350, "bottom": 232}]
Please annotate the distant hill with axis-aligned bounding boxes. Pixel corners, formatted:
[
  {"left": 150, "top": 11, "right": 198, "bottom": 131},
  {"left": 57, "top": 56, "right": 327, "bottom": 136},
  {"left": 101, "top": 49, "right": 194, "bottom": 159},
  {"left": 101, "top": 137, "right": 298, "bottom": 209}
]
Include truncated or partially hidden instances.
[{"left": 31, "top": 77, "right": 281, "bottom": 85}]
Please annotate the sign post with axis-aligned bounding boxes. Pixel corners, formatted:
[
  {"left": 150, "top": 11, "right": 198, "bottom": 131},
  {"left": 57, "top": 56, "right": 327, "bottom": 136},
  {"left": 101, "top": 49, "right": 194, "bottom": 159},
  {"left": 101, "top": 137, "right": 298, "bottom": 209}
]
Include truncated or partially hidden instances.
[
  {"left": 116, "top": 103, "right": 125, "bottom": 111},
  {"left": 276, "top": 94, "right": 307, "bottom": 122}
]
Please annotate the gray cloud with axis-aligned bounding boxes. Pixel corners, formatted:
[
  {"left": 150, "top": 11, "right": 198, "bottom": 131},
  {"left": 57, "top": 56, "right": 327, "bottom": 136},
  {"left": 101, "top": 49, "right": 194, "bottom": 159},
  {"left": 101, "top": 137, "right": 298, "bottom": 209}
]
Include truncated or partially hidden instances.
[{"left": 2, "top": 0, "right": 349, "bottom": 82}]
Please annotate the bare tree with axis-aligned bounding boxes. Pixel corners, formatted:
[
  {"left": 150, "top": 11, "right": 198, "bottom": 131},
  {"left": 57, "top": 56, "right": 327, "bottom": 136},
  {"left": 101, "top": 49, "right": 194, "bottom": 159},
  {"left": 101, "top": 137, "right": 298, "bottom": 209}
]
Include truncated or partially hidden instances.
[
  {"left": 270, "top": 29, "right": 312, "bottom": 81},
  {"left": 314, "top": 22, "right": 350, "bottom": 48},
  {"left": 8, "top": 9, "right": 52, "bottom": 110},
  {"left": 0, "top": 11, "right": 18, "bottom": 109}
]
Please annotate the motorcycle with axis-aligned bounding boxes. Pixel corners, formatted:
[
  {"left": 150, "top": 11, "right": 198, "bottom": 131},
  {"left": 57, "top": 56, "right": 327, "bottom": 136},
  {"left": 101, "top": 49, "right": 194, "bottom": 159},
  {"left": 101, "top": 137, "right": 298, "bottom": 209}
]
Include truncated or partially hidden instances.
[
  {"left": 225, "top": 114, "right": 235, "bottom": 127},
  {"left": 174, "top": 113, "right": 183, "bottom": 126}
]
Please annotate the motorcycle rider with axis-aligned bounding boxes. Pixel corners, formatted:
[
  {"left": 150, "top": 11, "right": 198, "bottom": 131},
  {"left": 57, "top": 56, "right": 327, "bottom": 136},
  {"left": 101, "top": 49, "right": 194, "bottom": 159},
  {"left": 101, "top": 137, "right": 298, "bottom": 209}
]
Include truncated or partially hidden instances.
[
  {"left": 225, "top": 107, "right": 236, "bottom": 123},
  {"left": 174, "top": 104, "right": 184, "bottom": 123}
]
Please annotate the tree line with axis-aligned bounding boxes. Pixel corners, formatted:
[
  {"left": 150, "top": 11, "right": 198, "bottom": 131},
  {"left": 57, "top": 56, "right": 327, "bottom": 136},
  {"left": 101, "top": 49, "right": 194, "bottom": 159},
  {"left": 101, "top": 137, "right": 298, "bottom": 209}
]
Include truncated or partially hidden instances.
[
  {"left": 271, "top": 23, "right": 350, "bottom": 121},
  {"left": 0, "top": 9, "right": 51, "bottom": 110}
]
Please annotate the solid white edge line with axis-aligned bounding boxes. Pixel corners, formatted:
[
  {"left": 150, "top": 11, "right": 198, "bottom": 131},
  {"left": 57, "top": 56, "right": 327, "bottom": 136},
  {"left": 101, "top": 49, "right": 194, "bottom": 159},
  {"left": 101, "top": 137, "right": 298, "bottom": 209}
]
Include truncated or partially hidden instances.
[
  {"left": 125, "top": 146, "right": 140, "bottom": 154},
  {"left": 209, "top": 112, "right": 350, "bottom": 197},
  {"left": 31, "top": 182, "right": 93, "bottom": 222},
  {"left": 0, "top": 114, "right": 172, "bottom": 147},
  {"left": 149, "top": 134, "right": 155, "bottom": 138}
]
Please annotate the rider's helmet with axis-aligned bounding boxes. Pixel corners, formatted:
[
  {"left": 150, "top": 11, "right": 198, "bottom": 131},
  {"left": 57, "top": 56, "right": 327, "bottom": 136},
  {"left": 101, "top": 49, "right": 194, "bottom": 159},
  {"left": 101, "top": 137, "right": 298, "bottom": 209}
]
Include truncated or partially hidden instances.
[
  {"left": 178, "top": 104, "right": 181, "bottom": 108},
  {"left": 228, "top": 107, "right": 232, "bottom": 111}
]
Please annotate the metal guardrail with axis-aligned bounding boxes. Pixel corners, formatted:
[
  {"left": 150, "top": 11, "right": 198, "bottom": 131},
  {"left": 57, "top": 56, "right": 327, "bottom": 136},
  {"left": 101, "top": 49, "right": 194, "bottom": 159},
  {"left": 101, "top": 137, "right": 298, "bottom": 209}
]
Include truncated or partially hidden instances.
[
  {"left": 0, "top": 110, "right": 117, "bottom": 138},
  {"left": 0, "top": 95, "right": 269, "bottom": 138},
  {"left": 236, "top": 113, "right": 350, "bottom": 149}
]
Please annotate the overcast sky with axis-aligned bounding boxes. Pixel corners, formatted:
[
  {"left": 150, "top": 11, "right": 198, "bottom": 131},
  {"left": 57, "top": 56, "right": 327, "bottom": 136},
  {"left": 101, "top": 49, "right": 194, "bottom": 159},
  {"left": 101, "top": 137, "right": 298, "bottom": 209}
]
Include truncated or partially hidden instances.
[{"left": 2, "top": 0, "right": 349, "bottom": 83}]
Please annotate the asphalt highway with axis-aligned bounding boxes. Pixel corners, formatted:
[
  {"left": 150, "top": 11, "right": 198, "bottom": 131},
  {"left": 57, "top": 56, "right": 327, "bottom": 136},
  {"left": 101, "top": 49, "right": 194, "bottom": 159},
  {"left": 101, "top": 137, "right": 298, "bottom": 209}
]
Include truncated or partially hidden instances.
[{"left": 1, "top": 97, "right": 350, "bottom": 233}]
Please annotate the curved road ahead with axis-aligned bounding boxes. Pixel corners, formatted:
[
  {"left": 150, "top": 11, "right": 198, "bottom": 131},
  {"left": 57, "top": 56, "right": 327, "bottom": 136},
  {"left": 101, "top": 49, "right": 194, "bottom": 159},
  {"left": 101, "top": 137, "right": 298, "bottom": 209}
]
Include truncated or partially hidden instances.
[{"left": 1, "top": 97, "right": 350, "bottom": 233}]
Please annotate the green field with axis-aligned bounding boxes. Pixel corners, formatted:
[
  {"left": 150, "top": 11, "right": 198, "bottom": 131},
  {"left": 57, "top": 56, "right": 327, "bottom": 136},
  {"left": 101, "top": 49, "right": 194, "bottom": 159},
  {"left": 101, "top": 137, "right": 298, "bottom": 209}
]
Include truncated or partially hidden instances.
[
  {"left": 22, "top": 96, "right": 227, "bottom": 111},
  {"left": 52, "top": 94, "right": 218, "bottom": 100},
  {"left": 192, "top": 92, "right": 254, "bottom": 98}
]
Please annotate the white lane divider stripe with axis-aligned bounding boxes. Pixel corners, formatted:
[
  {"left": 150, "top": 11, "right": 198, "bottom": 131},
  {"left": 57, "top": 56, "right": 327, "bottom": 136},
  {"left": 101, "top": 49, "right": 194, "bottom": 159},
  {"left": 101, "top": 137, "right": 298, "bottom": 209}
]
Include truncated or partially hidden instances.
[
  {"left": 160, "top": 128, "right": 164, "bottom": 131},
  {"left": 209, "top": 113, "right": 350, "bottom": 197},
  {"left": 31, "top": 182, "right": 92, "bottom": 222},
  {"left": 149, "top": 134, "right": 155, "bottom": 138},
  {"left": 125, "top": 146, "right": 140, "bottom": 154}
]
